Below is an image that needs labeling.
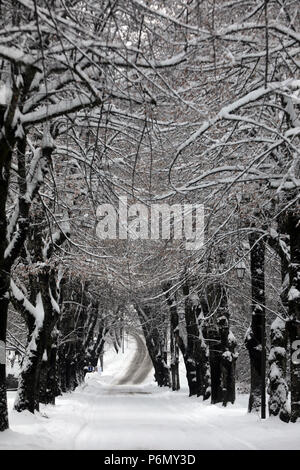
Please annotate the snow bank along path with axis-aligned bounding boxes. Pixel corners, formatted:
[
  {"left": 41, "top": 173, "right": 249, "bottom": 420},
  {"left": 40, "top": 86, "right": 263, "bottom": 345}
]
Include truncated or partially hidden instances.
[{"left": 0, "top": 335, "right": 300, "bottom": 450}]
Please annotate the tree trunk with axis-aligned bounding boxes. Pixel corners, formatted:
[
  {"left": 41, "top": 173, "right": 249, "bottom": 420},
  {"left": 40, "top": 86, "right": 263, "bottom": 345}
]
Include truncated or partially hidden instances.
[
  {"left": 164, "top": 284, "right": 198, "bottom": 395},
  {"left": 183, "top": 283, "right": 211, "bottom": 398},
  {"left": 14, "top": 317, "right": 45, "bottom": 413},
  {"left": 183, "top": 283, "right": 199, "bottom": 396},
  {"left": 194, "top": 307, "right": 211, "bottom": 400},
  {"left": 39, "top": 337, "right": 59, "bottom": 405},
  {"left": 287, "top": 208, "right": 300, "bottom": 423},
  {"left": 207, "top": 326, "right": 223, "bottom": 404},
  {"left": 14, "top": 265, "right": 59, "bottom": 412},
  {"left": 0, "top": 294, "right": 9, "bottom": 431},
  {"left": 163, "top": 282, "right": 210, "bottom": 397},
  {"left": 137, "top": 305, "right": 170, "bottom": 387},
  {"left": 245, "top": 232, "right": 266, "bottom": 415},
  {"left": 268, "top": 318, "right": 289, "bottom": 422},
  {"left": 205, "top": 285, "right": 236, "bottom": 405},
  {"left": 163, "top": 284, "right": 181, "bottom": 391},
  {"left": 170, "top": 323, "right": 180, "bottom": 391},
  {"left": 219, "top": 319, "right": 237, "bottom": 406},
  {"left": 0, "top": 138, "right": 12, "bottom": 431},
  {"left": 267, "top": 223, "right": 290, "bottom": 422},
  {"left": 0, "top": 217, "right": 9, "bottom": 429}
]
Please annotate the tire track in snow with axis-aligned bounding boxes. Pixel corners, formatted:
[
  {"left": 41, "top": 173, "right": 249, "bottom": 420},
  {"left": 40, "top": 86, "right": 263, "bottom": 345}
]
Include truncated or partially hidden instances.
[{"left": 114, "top": 334, "right": 152, "bottom": 385}]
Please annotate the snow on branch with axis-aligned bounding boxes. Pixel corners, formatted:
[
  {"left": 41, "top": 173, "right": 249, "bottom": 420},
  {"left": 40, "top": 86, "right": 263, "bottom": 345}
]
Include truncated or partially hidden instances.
[
  {"left": 267, "top": 229, "right": 290, "bottom": 266},
  {"left": 5, "top": 149, "right": 46, "bottom": 263},
  {"left": 172, "top": 79, "right": 300, "bottom": 164},
  {"left": 22, "top": 94, "right": 98, "bottom": 125},
  {"left": 5, "top": 131, "right": 55, "bottom": 266},
  {"left": 0, "top": 45, "right": 40, "bottom": 69},
  {"left": 43, "top": 218, "right": 71, "bottom": 261},
  {"left": 91, "top": 49, "right": 187, "bottom": 69},
  {"left": 10, "top": 280, "right": 44, "bottom": 327},
  {"left": 0, "top": 83, "right": 12, "bottom": 106}
]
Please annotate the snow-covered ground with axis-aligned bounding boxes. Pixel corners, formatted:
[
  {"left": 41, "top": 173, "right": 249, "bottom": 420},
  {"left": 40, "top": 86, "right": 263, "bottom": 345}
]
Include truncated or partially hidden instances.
[{"left": 0, "top": 336, "right": 299, "bottom": 450}]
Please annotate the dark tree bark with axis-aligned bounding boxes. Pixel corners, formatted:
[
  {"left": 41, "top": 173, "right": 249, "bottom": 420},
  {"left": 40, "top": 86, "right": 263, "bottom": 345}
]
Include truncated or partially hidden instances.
[
  {"left": 287, "top": 204, "right": 300, "bottom": 423},
  {"left": 182, "top": 282, "right": 200, "bottom": 397},
  {"left": 205, "top": 284, "right": 237, "bottom": 405},
  {"left": 163, "top": 283, "right": 181, "bottom": 391},
  {"left": 137, "top": 305, "right": 170, "bottom": 387},
  {"left": 38, "top": 279, "right": 62, "bottom": 406},
  {"left": 43, "top": 339, "right": 59, "bottom": 405},
  {"left": 0, "top": 98, "right": 20, "bottom": 431},
  {"left": 163, "top": 281, "right": 211, "bottom": 398},
  {"left": 206, "top": 325, "right": 223, "bottom": 404},
  {"left": 57, "top": 280, "right": 105, "bottom": 393},
  {"left": 0, "top": 272, "right": 9, "bottom": 431},
  {"left": 14, "top": 317, "right": 44, "bottom": 413},
  {"left": 268, "top": 317, "right": 289, "bottom": 422},
  {"left": 219, "top": 315, "right": 237, "bottom": 406},
  {"left": 13, "top": 195, "right": 67, "bottom": 412},
  {"left": 2, "top": 129, "right": 54, "bottom": 420},
  {"left": 164, "top": 283, "right": 194, "bottom": 393},
  {"left": 245, "top": 232, "right": 266, "bottom": 414},
  {"left": 170, "top": 321, "right": 180, "bottom": 391},
  {"left": 0, "top": 163, "right": 10, "bottom": 430},
  {"left": 0, "top": 53, "right": 42, "bottom": 429},
  {"left": 194, "top": 306, "right": 211, "bottom": 401},
  {"left": 88, "top": 325, "right": 107, "bottom": 369},
  {"left": 267, "top": 221, "right": 290, "bottom": 422},
  {"left": 13, "top": 264, "right": 60, "bottom": 412}
]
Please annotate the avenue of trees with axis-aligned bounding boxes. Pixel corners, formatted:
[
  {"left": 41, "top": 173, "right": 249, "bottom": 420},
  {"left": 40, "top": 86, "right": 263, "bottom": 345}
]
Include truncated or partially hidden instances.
[{"left": 0, "top": 0, "right": 299, "bottom": 432}]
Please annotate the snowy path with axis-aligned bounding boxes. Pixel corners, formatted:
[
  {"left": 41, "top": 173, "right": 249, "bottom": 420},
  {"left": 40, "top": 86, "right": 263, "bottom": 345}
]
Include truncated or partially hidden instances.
[
  {"left": 0, "top": 336, "right": 300, "bottom": 450},
  {"left": 115, "top": 334, "right": 152, "bottom": 385}
]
